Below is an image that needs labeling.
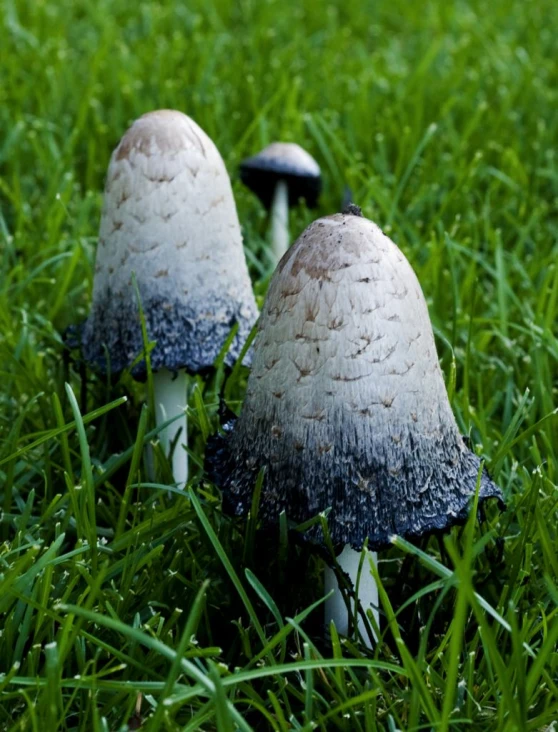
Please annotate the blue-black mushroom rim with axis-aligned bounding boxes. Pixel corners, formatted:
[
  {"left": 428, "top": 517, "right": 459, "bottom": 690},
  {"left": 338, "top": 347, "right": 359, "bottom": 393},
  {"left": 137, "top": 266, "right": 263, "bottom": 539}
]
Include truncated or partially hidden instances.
[
  {"left": 70, "top": 109, "right": 261, "bottom": 383},
  {"left": 204, "top": 204, "right": 505, "bottom": 553},
  {"left": 71, "top": 294, "right": 256, "bottom": 382},
  {"left": 240, "top": 151, "right": 323, "bottom": 210},
  {"left": 205, "top": 414, "right": 504, "bottom": 553}
]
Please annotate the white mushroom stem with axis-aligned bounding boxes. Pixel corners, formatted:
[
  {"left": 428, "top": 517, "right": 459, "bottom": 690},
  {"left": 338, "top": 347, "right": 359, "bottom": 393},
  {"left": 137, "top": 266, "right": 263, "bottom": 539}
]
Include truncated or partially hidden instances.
[
  {"left": 324, "top": 545, "right": 379, "bottom": 648},
  {"left": 270, "top": 180, "right": 289, "bottom": 261},
  {"left": 153, "top": 368, "right": 189, "bottom": 489}
]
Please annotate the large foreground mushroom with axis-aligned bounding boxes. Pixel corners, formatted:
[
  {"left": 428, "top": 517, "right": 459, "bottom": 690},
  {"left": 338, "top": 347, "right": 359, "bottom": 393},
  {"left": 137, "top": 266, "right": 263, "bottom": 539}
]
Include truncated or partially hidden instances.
[
  {"left": 240, "top": 143, "right": 322, "bottom": 263},
  {"left": 83, "top": 110, "right": 258, "bottom": 488},
  {"left": 207, "top": 206, "right": 503, "bottom": 644}
]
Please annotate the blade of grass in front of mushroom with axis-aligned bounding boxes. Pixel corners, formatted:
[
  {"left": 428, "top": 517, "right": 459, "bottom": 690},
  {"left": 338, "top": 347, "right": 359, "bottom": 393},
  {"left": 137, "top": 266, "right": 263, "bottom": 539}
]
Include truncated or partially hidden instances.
[
  {"left": 321, "top": 513, "right": 378, "bottom": 650},
  {"left": 148, "top": 580, "right": 211, "bottom": 730},
  {"left": 370, "top": 558, "right": 442, "bottom": 724},
  {"left": 57, "top": 602, "right": 254, "bottom": 730},
  {"left": 223, "top": 321, "right": 259, "bottom": 409},
  {"left": 188, "top": 487, "right": 272, "bottom": 664},
  {"left": 115, "top": 404, "right": 150, "bottom": 540},
  {"left": 324, "top": 544, "right": 378, "bottom": 650},
  {"left": 437, "top": 464, "right": 483, "bottom": 731},
  {"left": 242, "top": 468, "right": 264, "bottom": 567},
  {"left": 390, "top": 533, "right": 541, "bottom": 660},
  {"left": 0, "top": 395, "right": 128, "bottom": 469}
]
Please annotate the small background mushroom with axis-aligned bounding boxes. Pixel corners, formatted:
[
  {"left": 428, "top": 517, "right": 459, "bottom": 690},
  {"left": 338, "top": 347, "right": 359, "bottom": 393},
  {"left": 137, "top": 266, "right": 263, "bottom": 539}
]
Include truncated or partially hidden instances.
[
  {"left": 83, "top": 109, "right": 259, "bottom": 487},
  {"left": 240, "top": 142, "right": 322, "bottom": 264}
]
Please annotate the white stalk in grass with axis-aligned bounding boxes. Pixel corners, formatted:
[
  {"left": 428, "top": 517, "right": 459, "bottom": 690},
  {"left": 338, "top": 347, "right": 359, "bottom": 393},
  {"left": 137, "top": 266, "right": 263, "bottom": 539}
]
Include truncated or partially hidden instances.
[
  {"left": 153, "top": 369, "right": 189, "bottom": 489},
  {"left": 270, "top": 180, "right": 290, "bottom": 261},
  {"left": 324, "top": 547, "right": 378, "bottom": 648}
]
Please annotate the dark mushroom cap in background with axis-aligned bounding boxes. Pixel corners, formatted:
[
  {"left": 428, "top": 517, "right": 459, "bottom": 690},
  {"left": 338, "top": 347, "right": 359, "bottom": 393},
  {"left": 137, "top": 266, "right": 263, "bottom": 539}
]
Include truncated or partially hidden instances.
[
  {"left": 82, "top": 110, "right": 258, "bottom": 378},
  {"left": 207, "top": 211, "right": 503, "bottom": 550},
  {"left": 240, "top": 142, "right": 322, "bottom": 210}
]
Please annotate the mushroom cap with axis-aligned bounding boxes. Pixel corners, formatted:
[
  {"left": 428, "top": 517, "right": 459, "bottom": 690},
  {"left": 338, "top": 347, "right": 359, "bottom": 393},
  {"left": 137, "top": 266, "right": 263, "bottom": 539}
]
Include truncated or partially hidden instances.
[
  {"left": 82, "top": 110, "right": 258, "bottom": 377},
  {"left": 207, "top": 211, "right": 503, "bottom": 550},
  {"left": 240, "top": 142, "right": 322, "bottom": 210}
]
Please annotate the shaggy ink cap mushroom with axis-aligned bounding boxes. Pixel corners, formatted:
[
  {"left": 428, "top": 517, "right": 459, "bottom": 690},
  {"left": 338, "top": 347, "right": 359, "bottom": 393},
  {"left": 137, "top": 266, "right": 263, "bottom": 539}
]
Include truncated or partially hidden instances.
[
  {"left": 82, "top": 110, "right": 259, "bottom": 378},
  {"left": 240, "top": 142, "right": 322, "bottom": 210},
  {"left": 207, "top": 208, "right": 504, "bottom": 551}
]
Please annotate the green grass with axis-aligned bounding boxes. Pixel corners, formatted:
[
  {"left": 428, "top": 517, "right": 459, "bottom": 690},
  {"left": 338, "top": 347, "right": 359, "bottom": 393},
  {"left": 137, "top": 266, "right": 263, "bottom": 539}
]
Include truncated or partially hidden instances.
[{"left": 1, "top": 0, "right": 557, "bottom": 728}]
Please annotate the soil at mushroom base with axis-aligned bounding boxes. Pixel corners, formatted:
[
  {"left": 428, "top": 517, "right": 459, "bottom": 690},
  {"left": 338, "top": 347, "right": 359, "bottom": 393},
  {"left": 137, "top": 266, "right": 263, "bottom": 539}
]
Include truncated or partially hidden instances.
[{"left": 206, "top": 206, "right": 504, "bottom": 645}]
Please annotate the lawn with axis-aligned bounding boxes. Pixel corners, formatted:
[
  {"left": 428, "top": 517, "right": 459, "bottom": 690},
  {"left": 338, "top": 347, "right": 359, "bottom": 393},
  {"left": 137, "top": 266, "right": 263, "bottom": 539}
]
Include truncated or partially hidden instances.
[{"left": 0, "top": 0, "right": 557, "bottom": 729}]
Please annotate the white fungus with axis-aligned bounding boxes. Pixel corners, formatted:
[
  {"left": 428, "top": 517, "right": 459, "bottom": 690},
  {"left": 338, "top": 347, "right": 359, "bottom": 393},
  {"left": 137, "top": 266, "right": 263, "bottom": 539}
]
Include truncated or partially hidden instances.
[
  {"left": 83, "top": 110, "right": 258, "bottom": 487},
  {"left": 207, "top": 206, "right": 502, "bottom": 642}
]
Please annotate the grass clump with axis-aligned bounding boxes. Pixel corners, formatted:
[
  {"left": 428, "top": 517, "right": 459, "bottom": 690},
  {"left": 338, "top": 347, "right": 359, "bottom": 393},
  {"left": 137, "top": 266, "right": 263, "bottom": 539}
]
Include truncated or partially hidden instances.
[{"left": 1, "top": 0, "right": 557, "bottom": 729}]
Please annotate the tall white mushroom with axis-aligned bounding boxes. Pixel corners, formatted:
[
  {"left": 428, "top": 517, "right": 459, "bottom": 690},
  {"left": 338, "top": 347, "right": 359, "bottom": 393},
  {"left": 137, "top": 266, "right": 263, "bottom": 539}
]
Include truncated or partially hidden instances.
[
  {"left": 82, "top": 110, "right": 259, "bottom": 488},
  {"left": 240, "top": 143, "right": 322, "bottom": 263},
  {"left": 207, "top": 206, "right": 503, "bottom": 646}
]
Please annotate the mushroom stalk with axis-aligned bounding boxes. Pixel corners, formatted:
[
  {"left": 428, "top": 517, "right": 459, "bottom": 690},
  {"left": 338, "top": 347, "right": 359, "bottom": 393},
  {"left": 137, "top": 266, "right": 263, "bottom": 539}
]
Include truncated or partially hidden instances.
[
  {"left": 324, "top": 546, "right": 379, "bottom": 648},
  {"left": 270, "top": 180, "right": 289, "bottom": 261},
  {"left": 153, "top": 368, "right": 188, "bottom": 488}
]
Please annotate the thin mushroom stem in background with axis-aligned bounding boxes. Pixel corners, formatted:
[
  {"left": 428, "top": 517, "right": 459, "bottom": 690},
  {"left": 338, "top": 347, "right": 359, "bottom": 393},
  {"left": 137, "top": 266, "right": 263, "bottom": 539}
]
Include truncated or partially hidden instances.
[
  {"left": 153, "top": 369, "right": 189, "bottom": 489},
  {"left": 270, "top": 180, "right": 289, "bottom": 261},
  {"left": 324, "top": 546, "right": 379, "bottom": 648}
]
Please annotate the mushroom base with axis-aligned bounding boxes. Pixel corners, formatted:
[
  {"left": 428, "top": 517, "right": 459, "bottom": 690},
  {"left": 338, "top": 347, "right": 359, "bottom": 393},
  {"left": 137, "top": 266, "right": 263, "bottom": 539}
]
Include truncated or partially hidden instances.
[
  {"left": 324, "top": 545, "right": 379, "bottom": 648},
  {"left": 81, "top": 290, "right": 257, "bottom": 378},
  {"left": 206, "top": 423, "right": 504, "bottom": 551}
]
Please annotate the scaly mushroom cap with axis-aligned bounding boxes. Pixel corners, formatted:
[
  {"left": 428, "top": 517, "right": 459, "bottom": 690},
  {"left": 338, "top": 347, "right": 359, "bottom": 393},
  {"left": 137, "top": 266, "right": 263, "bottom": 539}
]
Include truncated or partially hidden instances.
[
  {"left": 207, "top": 211, "right": 503, "bottom": 550},
  {"left": 82, "top": 110, "right": 258, "bottom": 377},
  {"left": 240, "top": 142, "right": 322, "bottom": 210}
]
